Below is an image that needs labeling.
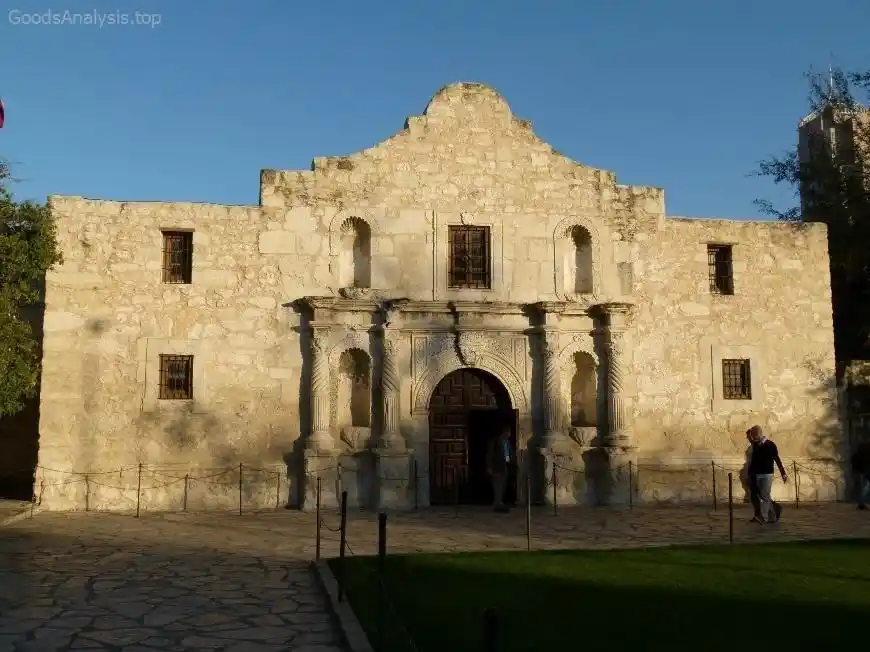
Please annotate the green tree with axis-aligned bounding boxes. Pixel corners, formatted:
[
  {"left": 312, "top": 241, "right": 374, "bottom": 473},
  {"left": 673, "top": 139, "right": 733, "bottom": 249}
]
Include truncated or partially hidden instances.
[
  {"left": 0, "top": 160, "right": 63, "bottom": 417},
  {"left": 754, "top": 67, "right": 870, "bottom": 363}
]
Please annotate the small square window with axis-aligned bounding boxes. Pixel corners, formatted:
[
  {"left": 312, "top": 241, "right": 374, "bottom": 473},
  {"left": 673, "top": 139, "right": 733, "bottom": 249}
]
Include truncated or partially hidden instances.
[
  {"left": 448, "top": 226, "right": 491, "bottom": 289},
  {"left": 707, "top": 244, "right": 734, "bottom": 295},
  {"left": 162, "top": 231, "right": 193, "bottom": 284},
  {"left": 158, "top": 355, "right": 194, "bottom": 400},
  {"left": 722, "top": 359, "right": 751, "bottom": 400}
]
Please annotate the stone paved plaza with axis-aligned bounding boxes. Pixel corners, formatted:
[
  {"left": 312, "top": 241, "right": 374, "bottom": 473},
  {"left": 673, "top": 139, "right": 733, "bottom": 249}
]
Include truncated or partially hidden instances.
[{"left": 1, "top": 503, "right": 869, "bottom": 651}]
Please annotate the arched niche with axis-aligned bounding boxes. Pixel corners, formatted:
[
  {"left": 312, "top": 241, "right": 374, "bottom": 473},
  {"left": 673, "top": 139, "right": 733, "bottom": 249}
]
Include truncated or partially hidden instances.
[
  {"left": 338, "top": 217, "right": 371, "bottom": 289},
  {"left": 334, "top": 348, "right": 372, "bottom": 429},
  {"left": 552, "top": 217, "right": 603, "bottom": 299},
  {"left": 569, "top": 351, "right": 598, "bottom": 427}
]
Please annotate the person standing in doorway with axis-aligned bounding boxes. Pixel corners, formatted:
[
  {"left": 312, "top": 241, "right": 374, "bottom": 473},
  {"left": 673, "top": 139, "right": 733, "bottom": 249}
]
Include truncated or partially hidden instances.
[
  {"left": 850, "top": 440, "right": 870, "bottom": 510},
  {"left": 487, "top": 428, "right": 511, "bottom": 513},
  {"left": 747, "top": 425, "right": 788, "bottom": 524}
]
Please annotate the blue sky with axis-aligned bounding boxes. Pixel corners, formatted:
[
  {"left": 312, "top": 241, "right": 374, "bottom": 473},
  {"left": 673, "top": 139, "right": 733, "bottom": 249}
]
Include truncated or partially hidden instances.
[{"left": 1, "top": 0, "right": 868, "bottom": 219}]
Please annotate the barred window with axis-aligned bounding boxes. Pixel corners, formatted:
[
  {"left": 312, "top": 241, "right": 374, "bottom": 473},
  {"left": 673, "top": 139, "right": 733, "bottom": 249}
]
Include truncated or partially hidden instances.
[
  {"left": 448, "top": 226, "right": 491, "bottom": 289},
  {"left": 707, "top": 244, "right": 734, "bottom": 295},
  {"left": 158, "top": 355, "right": 194, "bottom": 400},
  {"left": 722, "top": 359, "right": 751, "bottom": 400},
  {"left": 162, "top": 231, "right": 193, "bottom": 284}
]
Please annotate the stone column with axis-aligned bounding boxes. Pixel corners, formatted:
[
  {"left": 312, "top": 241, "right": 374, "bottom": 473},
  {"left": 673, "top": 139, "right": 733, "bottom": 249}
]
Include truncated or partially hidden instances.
[
  {"left": 308, "top": 330, "right": 335, "bottom": 452},
  {"left": 601, "top": 303, "right": 634, "bottom": 448},
  {"left": 540, "top": 330, "right": 562, "bottom": 451},
  {"left": 378, "top": 331, "right": 405, "bottom": 450}
]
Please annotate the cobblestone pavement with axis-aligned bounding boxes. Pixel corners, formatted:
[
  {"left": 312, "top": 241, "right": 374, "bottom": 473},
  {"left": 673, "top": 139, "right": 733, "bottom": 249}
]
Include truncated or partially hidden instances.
[
  {"left": 0, "top": 501, "right": 30, "bottom": 525},
  {"left": 1, "top": 502, "right": 868, "bottom": 651},
  {"left": 0, "top": 513, "right": 347, "bottom": 652}
]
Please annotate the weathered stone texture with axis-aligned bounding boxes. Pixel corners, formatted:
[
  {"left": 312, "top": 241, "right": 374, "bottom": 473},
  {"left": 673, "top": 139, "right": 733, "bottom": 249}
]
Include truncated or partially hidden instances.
[{"left": 36, "top": 83, "right": 839, "bottom": 510}]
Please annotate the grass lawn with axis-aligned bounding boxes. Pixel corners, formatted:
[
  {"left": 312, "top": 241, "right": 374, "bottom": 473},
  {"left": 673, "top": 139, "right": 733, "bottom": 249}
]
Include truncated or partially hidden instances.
[{"left": 329, "top": 540, "right": 870, "bottom": 652}]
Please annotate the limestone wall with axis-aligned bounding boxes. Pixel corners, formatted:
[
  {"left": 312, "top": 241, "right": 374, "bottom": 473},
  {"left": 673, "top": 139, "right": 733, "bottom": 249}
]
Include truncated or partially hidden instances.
[
  {"left": 629, "top": 218, "right": 837, "bottom": 461},
  {"left": 36, "top": 199, "right": 302, "bottom": 511},
  {"left": 35, "top": 82, "right": 841, "bottom": 510}
]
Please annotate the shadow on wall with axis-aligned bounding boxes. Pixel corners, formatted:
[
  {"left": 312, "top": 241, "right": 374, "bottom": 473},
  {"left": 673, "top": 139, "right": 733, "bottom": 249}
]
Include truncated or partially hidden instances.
[
  {"left": 633, "top": 358, "right": 846, "bottom": 504},
  {"left": 0, "top": 275, "right": 47, "bottom": 501}
]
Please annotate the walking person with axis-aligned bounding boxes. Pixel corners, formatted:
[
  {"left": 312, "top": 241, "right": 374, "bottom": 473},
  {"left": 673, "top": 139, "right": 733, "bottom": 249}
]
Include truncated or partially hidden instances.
[
  {"left": 743, "top": 431, "right": 762, "bottom": 522},
  {"left": 851, "top": 440, "right": 870, "bottom": 510},
  {"left": 486, "top": 428, "right": 511, "bottom": 513},
  {"left": 746, "top": 425, "right": 788, "bottom": 524}
]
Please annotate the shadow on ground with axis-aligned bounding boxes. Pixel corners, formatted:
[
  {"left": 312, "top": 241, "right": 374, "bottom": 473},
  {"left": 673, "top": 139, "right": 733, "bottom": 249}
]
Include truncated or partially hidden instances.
[
  {"left": 337, "top": 539, "right": 870, "bottom": 652},
  {"left": 0, "top": 514, "right": 344, "bottom": 651}
]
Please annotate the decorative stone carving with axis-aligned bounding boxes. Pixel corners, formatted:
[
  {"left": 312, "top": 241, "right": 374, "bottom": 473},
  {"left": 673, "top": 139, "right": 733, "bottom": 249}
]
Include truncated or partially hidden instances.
[
  {"left": 327, "top": 331, "right": 372, "bottom": 367},
  {"left": 340, "top": 426, "right": 371, "bottom": 451},
  {"left": 412, "top": 349, "right": 530, "bottom": 416},
  {"left": 309, "top": 330, "right": 335, "bottom": 451},
  {"left": 379, "top": 333, "right": 405, "bottom": 450},
  {"left": 456, "top": 331, "right": 487, "bottom": 367},
  {"left": 339, "top": 287, "right": 378, "bottom": 300},
  {"left": 599, "top": 302, "right": 634, "bottom": 447},
  {"left": 540, "top": 330, "right": 561, "bottom": 449},
  {"left": 568, "top": 426, "right": 597, "bottom": 448}
]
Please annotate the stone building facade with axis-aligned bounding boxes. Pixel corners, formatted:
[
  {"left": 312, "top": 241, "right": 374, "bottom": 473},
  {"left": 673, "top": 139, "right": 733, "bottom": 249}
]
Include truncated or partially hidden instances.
[{"left": 36, "top": 83, "right": 841, "bottom": 512}]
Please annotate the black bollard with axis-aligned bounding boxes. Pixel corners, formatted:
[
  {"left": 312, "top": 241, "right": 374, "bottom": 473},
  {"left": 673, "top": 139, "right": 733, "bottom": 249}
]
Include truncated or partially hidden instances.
[
  {"left": 377, "top": 513, "right": 387, "bottom": 651},
  {"left": 315, "top": 477, "right": 322, "bottom": 563},
  {"left": 337, "top": 490, "right": 348, "bottom": 602},
  {"left": 483, "top": 608, "right": 500, "bottom": 652},
  {"left": 728, "top": 472, "right": 734, "bottom": 544}
]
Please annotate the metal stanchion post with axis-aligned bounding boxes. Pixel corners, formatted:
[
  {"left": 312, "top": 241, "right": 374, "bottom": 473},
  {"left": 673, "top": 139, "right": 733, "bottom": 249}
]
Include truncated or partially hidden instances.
[
  {"left": 183, "top": 473, "right": 189, "bottom": 512},
  {"left": 793, "top": 461, "right": 800, "bottom": 508},
  {"left": 337, "top": 490, "right": 348, "bottom": 603},
  {"left": 377, "top": 513, "right": 387, "bottom": 652},
  {"left": 238, "top": 463, "right": 243, "bottom": 516},
  {"left": 315, "top": 477, "right": 322, "bottom": 563},
  {"left": 136, "top": 463, "right": 142, "bottom": 518},
  {"left": 454, "top": 468, "right": 460, "bottom": 519},
  {"left": 525, "top": 470, "right": 532, "bottom": 552},
  {"left": 483, "top": 608, "right": 499, "bottom": 652},
  {"left": 413, "top": 459, "right": 419, "bottom": 511},
  {"left": 552, "top": 460, "right": 558, "bottom": 517},
  {"left": 728, "top": 472, "right": 734, "bottom": 544},
  {"left": 712, "top": 461, "right": 717, "bottom": 511},
  {"left": 84, "top": 474, "right": 90, "bottom": 512}
]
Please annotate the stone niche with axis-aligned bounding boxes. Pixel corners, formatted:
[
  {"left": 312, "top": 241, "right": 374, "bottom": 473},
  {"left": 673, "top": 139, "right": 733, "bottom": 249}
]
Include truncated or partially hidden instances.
[{"left": 298, "top": 296, "right": 414, "bottom": 511}]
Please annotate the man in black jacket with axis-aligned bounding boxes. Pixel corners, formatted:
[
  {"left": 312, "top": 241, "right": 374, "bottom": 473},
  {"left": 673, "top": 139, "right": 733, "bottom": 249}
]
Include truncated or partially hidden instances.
[
  {"left": 851, "top": 440, "right": 870, "bottom": 510},
  {"left": 746, "top": 425, "right": 788, "bottom": 524}
]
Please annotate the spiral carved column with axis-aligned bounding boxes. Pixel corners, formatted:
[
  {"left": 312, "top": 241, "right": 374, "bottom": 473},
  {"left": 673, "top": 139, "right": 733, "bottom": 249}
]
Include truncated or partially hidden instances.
[
  {"left": 601, "top": 303, "right": 634, "bottom": 447},
  {"left": 378, "top": 333, "right": 405, "bottom": 450},
  {"left": 308, "top": 330, "right": 335, "bottom": 451},
  {"left": 541, "top": 331, "right": 561, "bottom": 450}
]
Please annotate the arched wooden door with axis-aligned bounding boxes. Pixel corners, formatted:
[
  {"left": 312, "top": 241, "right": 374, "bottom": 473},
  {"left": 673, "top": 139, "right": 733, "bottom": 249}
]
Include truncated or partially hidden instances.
[{"left": 428, "top": 369, "right": 514, "bottom": 505}]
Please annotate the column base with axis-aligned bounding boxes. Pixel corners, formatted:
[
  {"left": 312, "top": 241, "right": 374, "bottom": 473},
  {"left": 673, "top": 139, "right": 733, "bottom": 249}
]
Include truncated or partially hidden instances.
[
  {"left": 374, "top": 448, "right": 414, "bottom": 510},
  {"left": 376, "top": 432, "right": 407, "bottom": 452},
  {"left": 307, "top": 430, "right": 337, "bottom": 454},
  {"left": 541, "top": 447, "right": 585, "bottom": 507},
  {"left": 302, "top": 450, "right": 342, "bottom": 511},
  {"left": 583, "top": 446, "right": 637, "bottom": 506}
]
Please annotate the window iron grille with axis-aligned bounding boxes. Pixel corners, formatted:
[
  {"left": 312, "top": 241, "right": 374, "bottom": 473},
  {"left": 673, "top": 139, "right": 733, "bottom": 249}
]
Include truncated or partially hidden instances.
[
  {"left": 448, "top": 226, "right": 491, "bottom": 289},
  {"left": 722, "top": 359, "right": 751, "bottom": 400},
  {"left": 158, "top": 355, "right": 194, "bottom": 400},
  {"left": 162, "top": 231, "right": 193, "bottom": 284},
  {"left": 707, "top": 244, "right": 734, "bottom": 295}
]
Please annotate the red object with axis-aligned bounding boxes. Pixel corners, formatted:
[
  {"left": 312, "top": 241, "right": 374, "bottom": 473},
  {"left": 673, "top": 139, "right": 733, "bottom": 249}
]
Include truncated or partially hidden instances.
[{"left": 0, "top": 99, "right": 4, "bottom": 128}]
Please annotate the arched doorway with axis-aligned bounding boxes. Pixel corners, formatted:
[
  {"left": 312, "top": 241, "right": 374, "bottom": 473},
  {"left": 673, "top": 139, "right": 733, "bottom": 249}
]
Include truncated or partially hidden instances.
[{"left": 428, "top": 368, "right": 516, "bottom": 506}]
